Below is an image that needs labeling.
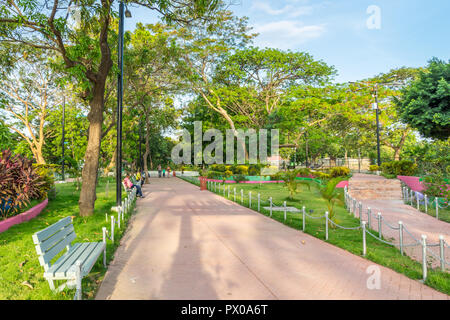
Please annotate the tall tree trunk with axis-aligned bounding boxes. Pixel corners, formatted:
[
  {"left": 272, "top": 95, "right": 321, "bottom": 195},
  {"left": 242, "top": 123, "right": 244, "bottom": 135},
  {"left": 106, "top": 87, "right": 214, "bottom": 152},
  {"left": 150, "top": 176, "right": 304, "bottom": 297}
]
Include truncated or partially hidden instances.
[
  {"left": 77, "top": 8, "right": 112, "bottom": 216},
  {"left": 78, "top": 87, "right": 105, "bottom": 216}
]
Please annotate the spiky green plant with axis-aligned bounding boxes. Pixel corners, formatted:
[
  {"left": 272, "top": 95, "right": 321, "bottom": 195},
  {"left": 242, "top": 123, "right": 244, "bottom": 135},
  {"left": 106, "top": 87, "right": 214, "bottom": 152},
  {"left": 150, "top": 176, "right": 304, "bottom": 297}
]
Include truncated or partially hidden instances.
[
  {"left": 282, "top": 169, "right": 310, "bottom": 200},
  {"left": 317, "top": 177, "right": 345, "bottom": 227}
]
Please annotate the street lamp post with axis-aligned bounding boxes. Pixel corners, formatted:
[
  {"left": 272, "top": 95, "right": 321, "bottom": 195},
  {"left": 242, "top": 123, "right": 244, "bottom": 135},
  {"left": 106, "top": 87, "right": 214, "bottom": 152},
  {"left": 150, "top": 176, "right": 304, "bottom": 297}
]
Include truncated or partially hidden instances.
[
  {"left": 138, "top": 119, "right": 142, "bottom": 173},
  {"left": 62, "top": 95, "right": 65, "bottom": 181},
  {"left": 305, "top": 130, "right": 309, "bottom": 168},
  {"left": 116, "top": 1, "right": 131, "bottom": 207},
  {"left": 373, "top": 84, "right": 381, "bottom": 167}
]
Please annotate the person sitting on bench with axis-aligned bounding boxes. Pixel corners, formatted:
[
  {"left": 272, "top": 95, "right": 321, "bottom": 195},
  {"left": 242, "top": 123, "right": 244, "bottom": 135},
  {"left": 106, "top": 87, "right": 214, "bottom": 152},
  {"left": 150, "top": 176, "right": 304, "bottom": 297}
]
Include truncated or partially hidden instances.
[
  {"left": 124, "top": 174, "right": 144, "bottom": 198},
  {"left": 136, "top": 171, "right": 145, "bottom": 185}
]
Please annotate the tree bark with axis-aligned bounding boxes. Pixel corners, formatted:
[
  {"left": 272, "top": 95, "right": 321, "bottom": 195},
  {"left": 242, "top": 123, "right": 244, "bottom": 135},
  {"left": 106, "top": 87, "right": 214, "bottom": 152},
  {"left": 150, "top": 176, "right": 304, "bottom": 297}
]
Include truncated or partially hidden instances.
[
  {"left": 393, "top": 148, "right": 401, "bottom": 161},
  {"left": 78, "top": 84, "right": 107, "bottom": 216}
]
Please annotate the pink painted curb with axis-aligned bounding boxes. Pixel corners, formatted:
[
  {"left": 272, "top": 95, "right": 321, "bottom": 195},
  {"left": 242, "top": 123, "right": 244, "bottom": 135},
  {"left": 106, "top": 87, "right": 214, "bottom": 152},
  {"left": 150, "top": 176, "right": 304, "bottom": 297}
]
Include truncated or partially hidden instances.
[
  {"left": 207, "top": 179, "right": 284, "bottom": 184},
  {"left": 336, "top": 180, "right": 349, "bottom": 188},
  {"left": 0, "top": 198, "right": 48, "bottom": 233}
]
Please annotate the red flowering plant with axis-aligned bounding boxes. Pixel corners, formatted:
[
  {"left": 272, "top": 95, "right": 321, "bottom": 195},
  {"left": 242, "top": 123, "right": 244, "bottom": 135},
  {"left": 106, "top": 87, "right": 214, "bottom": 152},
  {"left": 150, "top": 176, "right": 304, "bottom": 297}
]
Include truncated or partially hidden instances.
[{"left": 0, "top": 150, "right": 48, "bottom": 219}]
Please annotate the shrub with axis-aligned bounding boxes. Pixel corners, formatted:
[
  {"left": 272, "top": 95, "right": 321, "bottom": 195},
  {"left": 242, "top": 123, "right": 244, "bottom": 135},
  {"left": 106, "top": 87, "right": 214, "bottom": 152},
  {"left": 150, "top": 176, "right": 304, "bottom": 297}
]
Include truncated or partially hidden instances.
[
  {"left": 270, "top": 172, "right": 283, "bottom": 183},
  {"left": 207, "top": 170, "right": 223, "bottom": 179},
  {"left": 233, "top": 165, "right": 248, "bottom": 175},
  {"left": 329, "top": 166, "right": 350, "bottom": 178},
  {"left": 296, "top": 168, "right": 311, "bottom": 177},
  {"left": 0, "top": 150, "right": 48, "bottom": 218},
  {"left": 381, "top": 160, "right": 417, "bottom": 176},
  {"left": 234, "top": 174, "right": 248, "bottom": 183},
  {"left": 313, "top": 171, "right": 331, "bottom": 180},
  {"left": 369, "top": 165, "right": 380, "bottom": 172},
  {"left": 210, "top": 164, "right": 227, "bottom": 172},
  {"left": 248, "top": 167, "right": 259, "bottom": 176},
  {"left": 282, "top": 170, "right": 311, "bottom": 200},
  {"left": 33, "top": 164, "right": 57, "bottom": 200},
  {"left": 422, "top": 172, "right": 450, "bottom": 199},
  {"left": 224, "top": 170, "right": 233, "bottom": 177}
]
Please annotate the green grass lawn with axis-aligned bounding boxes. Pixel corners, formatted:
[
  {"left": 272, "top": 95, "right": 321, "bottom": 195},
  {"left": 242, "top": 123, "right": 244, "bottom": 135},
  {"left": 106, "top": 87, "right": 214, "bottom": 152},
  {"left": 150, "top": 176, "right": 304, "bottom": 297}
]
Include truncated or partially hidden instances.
[
  {"left": 0, "top": 177, "right": 132, "bottom": 300},
  {"left": 181, "top": 177, "right": 450, "bottom": 295},
  {"left": 415, "top": 202, "right": 450, "bottom": 223}
]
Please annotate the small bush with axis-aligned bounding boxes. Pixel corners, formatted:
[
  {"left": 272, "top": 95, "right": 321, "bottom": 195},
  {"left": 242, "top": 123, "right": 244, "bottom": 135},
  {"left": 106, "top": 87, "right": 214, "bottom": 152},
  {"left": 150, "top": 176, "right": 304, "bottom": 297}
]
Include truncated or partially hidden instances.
[
  {"left": 369, "top": 165, "right": 380, "bottom": 172},
  {"left": 234, "top": 174, "right": 248, "bottom": 183},
  {"left": 422, "top": 172, "right": 450, "bottom": 199},
  {"left": 329, "top": 166, "right": 350, "bottom": 178},
  {"left": 269, "top": 172, "right": 283, "bottom": 182},
  {"left": 313, "top": 171, "right": 332, "bottom": 180},
  {"left": 210, "top": 164, "right": 227, "bottom": 172},
  {"left": 33, "top": 164, "right": 57, "bottom": 199},
  {"left": 233, "top": 165, "right": 249, "bottom": 175},
  {"left": 381, "top": 160, "right": 417, "bottom": 176},
  {"left": 207, "top": 170, "right": 223, "bottom": 179},
  {"left": 248, "top": 167, "right": 258, "bottom": 176},
  {"left": 296, "top": 168, "right": 311, "bottom": 177},
  {"left": 224, "top": 170, "right": 233, "bottom": 177}
]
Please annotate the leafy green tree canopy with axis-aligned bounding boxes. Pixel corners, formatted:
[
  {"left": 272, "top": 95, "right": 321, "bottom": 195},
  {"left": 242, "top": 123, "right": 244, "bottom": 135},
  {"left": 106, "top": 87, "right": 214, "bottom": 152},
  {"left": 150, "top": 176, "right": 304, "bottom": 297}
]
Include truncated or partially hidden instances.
[{"left": 397, "top": 58, "right": 450, "bottom": 140}]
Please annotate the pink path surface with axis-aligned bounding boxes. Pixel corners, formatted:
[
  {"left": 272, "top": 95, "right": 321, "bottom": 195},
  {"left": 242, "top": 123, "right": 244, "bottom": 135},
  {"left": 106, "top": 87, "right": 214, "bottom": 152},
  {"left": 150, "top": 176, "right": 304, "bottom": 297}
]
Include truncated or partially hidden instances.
[
  {"left": 349, "top": 174, "right": 450, "bottom": 269},
  {"left": 96, "top": 177, "right": 448, "bottom": 300},
  {"left": 0, "top": 199, "right": 48, "bottom": 233},
  {"left": 336, "top": 181, "right": 349, "bottom": 188},
  {"left": 397, "top": 176, "right": 424, "bottom": 192}
]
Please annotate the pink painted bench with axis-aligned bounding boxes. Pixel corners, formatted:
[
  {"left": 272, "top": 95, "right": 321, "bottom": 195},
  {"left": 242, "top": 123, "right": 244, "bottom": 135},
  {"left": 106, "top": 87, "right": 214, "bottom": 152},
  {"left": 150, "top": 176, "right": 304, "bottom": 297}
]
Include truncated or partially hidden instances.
[{"left": 0, "top": 199, "right": 48, "bottom": 234}]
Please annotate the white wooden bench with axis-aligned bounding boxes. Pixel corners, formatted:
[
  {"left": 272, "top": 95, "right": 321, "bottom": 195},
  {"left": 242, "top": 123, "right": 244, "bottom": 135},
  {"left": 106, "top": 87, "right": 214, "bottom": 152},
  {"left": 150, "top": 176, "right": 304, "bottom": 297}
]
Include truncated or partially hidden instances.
[{"left": 32, "top": 216, "right": 106, "bottom": 300}]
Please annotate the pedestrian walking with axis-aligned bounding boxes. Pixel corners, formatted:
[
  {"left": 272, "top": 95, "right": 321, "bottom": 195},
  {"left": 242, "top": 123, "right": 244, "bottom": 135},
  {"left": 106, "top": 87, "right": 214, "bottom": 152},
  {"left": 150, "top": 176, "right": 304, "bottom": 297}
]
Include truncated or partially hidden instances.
[{"left": 157, "top": 164, "right": 162, "bottom": 178}]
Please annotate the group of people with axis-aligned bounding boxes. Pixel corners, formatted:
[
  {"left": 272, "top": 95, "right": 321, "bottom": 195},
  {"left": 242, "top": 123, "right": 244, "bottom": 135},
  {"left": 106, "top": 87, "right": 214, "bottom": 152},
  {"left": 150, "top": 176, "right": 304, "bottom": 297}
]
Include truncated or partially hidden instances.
[
  {"left": 157, "top": 164, "right": 172, "bottom": 178},
  {"left": 123, "top": 171, "right": 145, "bottom": 198}
]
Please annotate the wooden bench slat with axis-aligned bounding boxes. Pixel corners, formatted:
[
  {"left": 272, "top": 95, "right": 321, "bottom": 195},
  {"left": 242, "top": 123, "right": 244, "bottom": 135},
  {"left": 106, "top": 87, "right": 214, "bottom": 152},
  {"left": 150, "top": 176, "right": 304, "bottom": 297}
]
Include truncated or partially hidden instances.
[
  {"left": 38, "top": 231, "right": 76, "bottom": 266},
  {"left": 80, "top": 242, "right": 105, "bottom": 276},
  {"left": 35, "top": 224, "right": 75, "bottom": 255},
  {"left": 32, "top": 217, "right": 72, "bottom": 244},
  {"left": 55, "top": 242, "right": 95, "bottom": 277},
  {"left": 49, "top": 242, "right": 104, "bottom": 278},
  {"left": 44, "top": 242, "right": 87, "bottom": 278}
]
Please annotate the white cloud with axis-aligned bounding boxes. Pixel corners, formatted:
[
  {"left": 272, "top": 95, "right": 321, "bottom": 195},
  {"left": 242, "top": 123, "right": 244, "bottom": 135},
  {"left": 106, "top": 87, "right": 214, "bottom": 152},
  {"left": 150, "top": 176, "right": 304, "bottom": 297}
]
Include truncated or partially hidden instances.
[
  {"left": 252, "top": 20, "right": 326, "bottom": 49},
  {"left": 251, "top": 1, "right": 313, "bottom": 18}
]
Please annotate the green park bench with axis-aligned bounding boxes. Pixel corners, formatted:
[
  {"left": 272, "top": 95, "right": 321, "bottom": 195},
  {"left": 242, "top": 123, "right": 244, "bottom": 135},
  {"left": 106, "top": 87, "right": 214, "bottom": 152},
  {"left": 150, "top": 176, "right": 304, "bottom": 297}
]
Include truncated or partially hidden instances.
[{"left": 32, "top": 216, "right": 106, "bottom": 300}]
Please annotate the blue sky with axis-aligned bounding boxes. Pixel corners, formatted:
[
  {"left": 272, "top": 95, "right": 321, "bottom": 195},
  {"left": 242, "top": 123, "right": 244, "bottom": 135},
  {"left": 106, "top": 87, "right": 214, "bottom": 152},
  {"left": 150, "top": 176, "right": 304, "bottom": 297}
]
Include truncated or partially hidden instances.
[{"left": 126, "top": 0, "right": 450, "bottom": 83}]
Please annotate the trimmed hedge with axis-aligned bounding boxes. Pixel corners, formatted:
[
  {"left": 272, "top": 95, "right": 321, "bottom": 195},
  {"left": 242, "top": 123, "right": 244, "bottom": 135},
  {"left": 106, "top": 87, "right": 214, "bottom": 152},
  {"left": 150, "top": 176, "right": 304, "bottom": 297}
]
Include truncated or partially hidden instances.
[{"left": 381, "top": 160, "right": 417, "bottom": 176}]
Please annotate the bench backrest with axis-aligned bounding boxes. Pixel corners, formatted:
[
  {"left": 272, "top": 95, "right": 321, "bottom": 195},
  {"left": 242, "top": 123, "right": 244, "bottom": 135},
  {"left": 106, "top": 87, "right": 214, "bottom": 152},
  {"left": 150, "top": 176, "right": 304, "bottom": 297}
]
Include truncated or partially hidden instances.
[{"left": 32, "top": 216, "right": 76, "bottom": 271}]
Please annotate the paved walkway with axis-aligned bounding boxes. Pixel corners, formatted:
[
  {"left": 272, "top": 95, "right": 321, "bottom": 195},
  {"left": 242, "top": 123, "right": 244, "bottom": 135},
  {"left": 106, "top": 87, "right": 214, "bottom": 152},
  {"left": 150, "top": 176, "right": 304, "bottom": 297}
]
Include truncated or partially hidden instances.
[
  {"left": 349, "top": 174, "right": 450, "bottom": 268},
  {"left": 95, "top": 177, "right": 448, "bottom": 300}
]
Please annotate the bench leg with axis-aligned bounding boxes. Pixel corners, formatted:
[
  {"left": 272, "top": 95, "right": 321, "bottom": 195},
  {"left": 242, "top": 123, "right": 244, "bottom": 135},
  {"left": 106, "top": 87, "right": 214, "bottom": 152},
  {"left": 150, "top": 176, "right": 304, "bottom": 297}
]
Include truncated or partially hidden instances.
[
  {"left": 47, "top": 279, "right": 55, "bottom": 291},
  {"left": 75, "top": 260, "right": 82, "bottom": 300},
  {"left": 102, "top": 227, "right": 107, "bottom": 268}
]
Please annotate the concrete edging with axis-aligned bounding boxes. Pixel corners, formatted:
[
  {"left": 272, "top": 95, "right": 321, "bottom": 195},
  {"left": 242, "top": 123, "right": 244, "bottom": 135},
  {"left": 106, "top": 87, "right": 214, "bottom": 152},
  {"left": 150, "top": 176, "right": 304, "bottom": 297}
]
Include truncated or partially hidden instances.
[{"left": 0, "top": 198, "right": 49, "bottom": 233}]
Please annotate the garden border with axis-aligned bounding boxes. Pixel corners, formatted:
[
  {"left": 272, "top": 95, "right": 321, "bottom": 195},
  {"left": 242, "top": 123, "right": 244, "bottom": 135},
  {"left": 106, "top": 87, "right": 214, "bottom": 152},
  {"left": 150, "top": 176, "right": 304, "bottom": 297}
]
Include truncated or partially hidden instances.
[{"left": 0, "top": 199, "right": 48, "bottom": 234}]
